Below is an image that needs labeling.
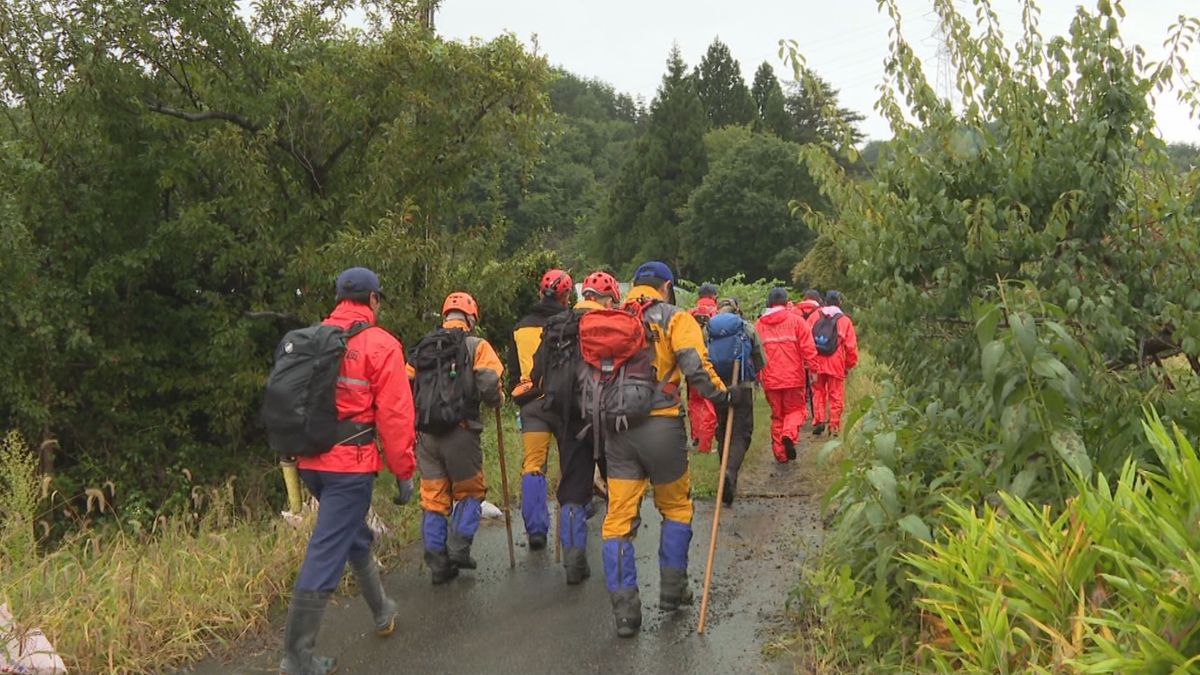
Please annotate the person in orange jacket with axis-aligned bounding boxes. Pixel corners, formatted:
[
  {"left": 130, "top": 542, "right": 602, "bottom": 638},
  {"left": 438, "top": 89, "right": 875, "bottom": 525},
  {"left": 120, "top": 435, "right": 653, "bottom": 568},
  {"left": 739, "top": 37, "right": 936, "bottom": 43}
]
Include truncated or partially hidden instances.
[
  {"left": 807, "top": 290, "right": 858, "bottom": 436},
  {"left": 282, "top": 267, "right": 415, "bottom": 675},
  {"left": 409, "top": 292, "right": 505, "bottom": 584},
  {"left": 754, "top": 287, "right": 819, "bottom": 462}
]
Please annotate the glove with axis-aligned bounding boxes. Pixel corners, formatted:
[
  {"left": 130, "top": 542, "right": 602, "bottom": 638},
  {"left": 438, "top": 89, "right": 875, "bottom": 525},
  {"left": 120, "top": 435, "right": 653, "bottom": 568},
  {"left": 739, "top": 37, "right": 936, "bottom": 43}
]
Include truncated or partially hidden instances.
[
  {"left": 392, "top": 476, "right": 414, "bottom": 505},
  {"left": 724, "top": 386, "right": 745, "bottom": 406}
]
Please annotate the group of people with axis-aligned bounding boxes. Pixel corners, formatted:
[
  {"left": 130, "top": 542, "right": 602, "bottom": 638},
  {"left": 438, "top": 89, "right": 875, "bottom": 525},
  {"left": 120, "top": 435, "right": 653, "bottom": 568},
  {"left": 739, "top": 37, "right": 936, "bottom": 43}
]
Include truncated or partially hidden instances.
[
  {"left": 270, "top": 263, "right": 858, "bottom": 675},
  {"left": 683, "top": 284, "right": 859, "bottom": 506}
]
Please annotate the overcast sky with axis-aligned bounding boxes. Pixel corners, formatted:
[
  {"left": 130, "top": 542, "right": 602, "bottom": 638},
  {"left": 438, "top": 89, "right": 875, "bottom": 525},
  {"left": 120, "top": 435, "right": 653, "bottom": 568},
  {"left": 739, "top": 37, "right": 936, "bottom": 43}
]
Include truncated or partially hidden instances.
[{"left": 435, "top": 0, "right": 1200, "bottom": 143}]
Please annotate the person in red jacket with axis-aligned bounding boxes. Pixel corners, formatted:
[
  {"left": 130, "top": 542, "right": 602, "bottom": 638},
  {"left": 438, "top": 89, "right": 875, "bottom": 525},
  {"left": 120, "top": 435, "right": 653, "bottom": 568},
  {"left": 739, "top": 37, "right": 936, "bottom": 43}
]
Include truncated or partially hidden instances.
[
  {"left": 793, "top": 289, "right": 822, "bottom": 320},
  {"left": 754, "top": 287, "right": 818, "bottom": 463},
  {"left": 283, "top": 267, "right": 416, "bottom": 675},
  {"left": 686, "top": 282, "right": 719, "bottom": 452},
  {"left": 808, "top": 290, "right": 859, "bottom": 436}
]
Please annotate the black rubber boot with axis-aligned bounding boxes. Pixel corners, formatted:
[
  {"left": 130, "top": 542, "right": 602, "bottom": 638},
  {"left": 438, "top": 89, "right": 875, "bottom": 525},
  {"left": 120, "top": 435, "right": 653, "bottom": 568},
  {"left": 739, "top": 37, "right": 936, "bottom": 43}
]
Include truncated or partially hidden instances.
[
  {"left": 424, "top": 549, "right": 459, "bottom": 585},
  {"left": 812, "top": 422, "right": 827, "bottom": 436},
  {"left": 279, "top": 590, "right": 337, "bottom": 675},
  {"left": 659, "top": 567, "right": 694, "bottom": 612},
  {"left": 447, "top": 531, "right": 478, "bottom": 570},
  {"left": 783, "top": 436, "right": 797, "bottom": 460},
  {"left": 349, "top": 557, "right": 397, "bottom": 637},
  {"left": 610, "top": 588, "right": 642, "bottom": 638},
  {"left": 528, "top": 532, "right": 547, "bottom": 551},
  {"left": 563, "top": 548, "right": 591, "bottom": 585},
  {"left": 721, "top": 472, "right": 736, "bottom": 507}
]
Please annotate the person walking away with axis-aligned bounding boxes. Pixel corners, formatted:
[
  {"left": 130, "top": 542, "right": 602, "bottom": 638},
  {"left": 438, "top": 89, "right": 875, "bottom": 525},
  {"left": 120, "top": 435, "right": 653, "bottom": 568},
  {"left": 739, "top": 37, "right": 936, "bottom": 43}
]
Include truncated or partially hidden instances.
[
  {"left": 704, "top": 297, "right": 766, "bottom": 505},
  {"left": 793, "top": 289, "right": 822, "bottom": 320},
  {"left": 793, "top": 289, "right": 823, "bottom": 418},
  {"left": 686, "top": 283, "right": 720, "bottom": 453},
  {"left": 269, "top": 267, "right": 415, "bottom": 675},
  {"left": 410, "top": 292, "right": 505, "bottom": 584},
  {"left": 755, "top": 287, "right": 819, "bottom": 463},
  {"left": 807, "top": 290, "right": 858, "bottom": 436},
  {"left": 529, "top": 271, "right": 622, "bottom": 584},
  {"left": 509, "top": 269, "right": 574, "bottom": 551},
  {"left": 587, "top": 261, "right": 734, "bottom": 638}
]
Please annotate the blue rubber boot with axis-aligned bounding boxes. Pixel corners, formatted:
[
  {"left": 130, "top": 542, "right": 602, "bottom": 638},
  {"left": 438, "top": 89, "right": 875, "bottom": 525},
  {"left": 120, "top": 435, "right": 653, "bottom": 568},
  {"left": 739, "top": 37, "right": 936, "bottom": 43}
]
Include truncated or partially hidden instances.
[
  {"left": 603, "top": 537, "right": 641, "bottom": 637},
  {"left": 521, "top": 472, "right": 549, "bottom": 550},
  {"left": 659, "top": 519, "right": 694, "bottom": 611}
]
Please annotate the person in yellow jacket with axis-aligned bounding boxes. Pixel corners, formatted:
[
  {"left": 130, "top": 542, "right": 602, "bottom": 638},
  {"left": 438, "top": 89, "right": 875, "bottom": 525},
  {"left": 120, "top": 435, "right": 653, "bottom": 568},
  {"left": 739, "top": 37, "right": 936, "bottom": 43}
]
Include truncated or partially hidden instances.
[
  {"left": 408, "top": 292, "right": 504, "bottom": 584},
  {"left": 508, "top": 269, "right": 574, "bottom": 551},
  {"left": 600, "top": 261, "right": 735, "bottom": 638}
]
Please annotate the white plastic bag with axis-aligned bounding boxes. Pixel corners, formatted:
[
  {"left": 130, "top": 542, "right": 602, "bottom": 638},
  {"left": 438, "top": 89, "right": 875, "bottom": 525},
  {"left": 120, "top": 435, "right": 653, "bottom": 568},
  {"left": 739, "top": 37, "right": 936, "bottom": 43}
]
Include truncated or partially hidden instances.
[{"left": 0, "top": 604, "right": 66, "bottom": 674}]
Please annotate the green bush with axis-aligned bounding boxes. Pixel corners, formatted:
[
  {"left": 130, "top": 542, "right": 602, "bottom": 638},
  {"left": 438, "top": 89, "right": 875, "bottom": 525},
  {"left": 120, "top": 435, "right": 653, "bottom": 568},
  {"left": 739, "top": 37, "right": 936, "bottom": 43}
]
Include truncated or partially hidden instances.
[{"left": 906, "top": 413, "right": 1200, "bottom": 673}]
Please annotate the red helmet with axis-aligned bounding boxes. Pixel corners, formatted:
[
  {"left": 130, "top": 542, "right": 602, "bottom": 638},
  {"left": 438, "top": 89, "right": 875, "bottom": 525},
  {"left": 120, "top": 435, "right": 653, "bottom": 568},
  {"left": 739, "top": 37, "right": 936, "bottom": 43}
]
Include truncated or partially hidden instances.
[
  {"left": 581, "top": 271, "right": 621, "bottom": 302},
  {"left": 442, "top": 291, "right": 479, "bottom": 320},
  {"left": 539, "top": 268, "right": 574, "bottom": 303}
]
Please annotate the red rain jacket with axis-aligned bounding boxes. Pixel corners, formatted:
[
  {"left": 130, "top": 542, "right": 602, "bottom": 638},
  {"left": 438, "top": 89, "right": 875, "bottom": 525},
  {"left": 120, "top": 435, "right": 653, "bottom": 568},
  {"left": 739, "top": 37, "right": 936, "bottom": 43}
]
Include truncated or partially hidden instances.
[
  {"left": 754, "top": 306, "right": 818, "bottom": 390},
  {"left": 297, "top": 301, "right": 417, "bottom": 478},
  {"left": 806, "top": 306, "right": 859, "bottom": 378},
  {"left": 793, "top": 299, "right": 821, "bottom": 321}
]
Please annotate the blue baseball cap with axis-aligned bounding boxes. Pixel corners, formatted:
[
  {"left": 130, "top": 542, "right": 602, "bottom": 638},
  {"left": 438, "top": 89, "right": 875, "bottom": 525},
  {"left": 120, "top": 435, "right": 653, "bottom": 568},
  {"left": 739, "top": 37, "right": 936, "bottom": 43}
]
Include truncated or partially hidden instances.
[
  {"left": 335, "top": 267, "right": 384, "bottom": 300},
  {"left": 633, "top": 261, "right": 674, "bottom": 284}
]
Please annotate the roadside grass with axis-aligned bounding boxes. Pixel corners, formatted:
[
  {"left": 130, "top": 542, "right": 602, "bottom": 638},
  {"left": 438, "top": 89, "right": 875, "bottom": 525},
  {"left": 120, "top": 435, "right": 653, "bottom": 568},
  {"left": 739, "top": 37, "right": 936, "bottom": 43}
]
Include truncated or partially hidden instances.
[{"left": 0, "top": 411, "right": 529, "bottom": 675}]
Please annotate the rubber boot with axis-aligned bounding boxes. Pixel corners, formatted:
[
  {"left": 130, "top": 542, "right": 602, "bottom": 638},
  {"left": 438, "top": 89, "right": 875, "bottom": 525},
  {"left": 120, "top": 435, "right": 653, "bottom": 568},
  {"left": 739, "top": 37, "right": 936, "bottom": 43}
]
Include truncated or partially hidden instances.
[
  {"left": 279, "top": 590, "right": 337, "bottom": 675},
  {"left": 560, "top": 504, "right": 590, "bottom": 585},
  {"left": 659, "top": 520, "right": 693, "bottom": 611},
  {"left": 348, "top": 557, "right": 397, "bottom": 637},
  {"left": 721, "top": 471, "right": 736, "bottom": 507},
  {"left": 424, "top": 549, "right": 459, "bottom": 585},
  {"left": 659, "top": 567, "right": 694, "bottom": 611},
  {"left": 448, "top": 497, "right": 481, "bottom": 570},
  {"left": 447, "top": 531, "right": 477, "bottom": 570},
  {"left": 422, "top": 511, "right": 457, "bottom": 585},
  {"left": 603, "top": 538, "right": 640, "bottom": 637},
  {"left": 783, "top": 436, "right": 797, "bottom": 461},
  {"left": 610, "top": 588, "right": 642, "bottom": 638},
  {"left": 521, "top": 472, "right": 549, "bottom": 550}
]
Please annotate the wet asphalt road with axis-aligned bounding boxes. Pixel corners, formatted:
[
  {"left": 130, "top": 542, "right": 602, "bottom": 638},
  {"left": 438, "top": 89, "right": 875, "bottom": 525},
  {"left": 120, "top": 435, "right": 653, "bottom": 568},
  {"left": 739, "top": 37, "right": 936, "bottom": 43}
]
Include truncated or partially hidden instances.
[{"left": 185, "top": 462, "right": 820, "bottom": 675}]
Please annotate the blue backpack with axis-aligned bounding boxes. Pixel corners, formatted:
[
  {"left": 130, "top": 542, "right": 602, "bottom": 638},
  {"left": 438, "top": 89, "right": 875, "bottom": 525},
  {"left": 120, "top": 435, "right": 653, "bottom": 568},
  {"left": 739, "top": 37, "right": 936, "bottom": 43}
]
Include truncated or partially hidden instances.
[{"left": 706, "top": 313, "right": 756, "bottom": 385}]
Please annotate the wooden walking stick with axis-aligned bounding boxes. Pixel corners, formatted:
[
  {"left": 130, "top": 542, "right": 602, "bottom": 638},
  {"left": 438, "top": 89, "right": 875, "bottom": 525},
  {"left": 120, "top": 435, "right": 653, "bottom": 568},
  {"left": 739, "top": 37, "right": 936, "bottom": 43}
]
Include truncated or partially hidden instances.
[
  {"left": 494, "top": 408, "right": 517, "bottom": 569},
  {"left": 698, "top": 360, "right": 740, "bottom": 634}
]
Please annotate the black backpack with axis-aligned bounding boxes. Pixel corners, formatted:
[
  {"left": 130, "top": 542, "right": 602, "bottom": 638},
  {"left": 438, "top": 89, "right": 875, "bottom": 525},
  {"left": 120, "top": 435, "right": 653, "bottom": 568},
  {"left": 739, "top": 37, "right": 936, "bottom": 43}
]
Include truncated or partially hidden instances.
[
  {"left": 812, "top": 312, "right": 843, "bottom": 356},
  {"left": 261, "top": 322, "right": 371, "bottom": 457},
  {"left": 531, "top": 309, "right": 583, "bottom": 421},
  {"left": 409, "top": 328, "right": 478, "bottom": 433}
]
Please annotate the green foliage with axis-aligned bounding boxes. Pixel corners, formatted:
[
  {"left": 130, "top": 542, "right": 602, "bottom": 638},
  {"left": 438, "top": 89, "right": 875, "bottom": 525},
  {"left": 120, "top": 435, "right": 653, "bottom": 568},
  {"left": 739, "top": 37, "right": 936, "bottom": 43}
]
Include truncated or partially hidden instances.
[
  {"left": 0, "top": 1, "right": 551, "bottom": 511},
  {"left": 694, "top": 38, "right": 757, "bottom": 129},
  {"left": 783, "top": 76, "right": 866, "bottom": 148},
  {"left": 0, "top": 431, "right": 39, "bottom": 567},
  {"left": 681, "top": 133, "right": 819, "bottom": 280},
  {"left": 792, "top": 235, "right": 851, "bottom": 293},
  {"left": 676, "top": 274, "right": 786, "bottom": 319},
  {"left": 786, "top": 0, "right": 1200, "bottom": 667},
  {"left": 751, "top": 62, "right": 792, "bottom": 138},
  {"left": 906, "top": 414, "right": 1200, "bottom": 673},
  {"left": 593, "top": 46, "right": 708, "bottom": 273}
]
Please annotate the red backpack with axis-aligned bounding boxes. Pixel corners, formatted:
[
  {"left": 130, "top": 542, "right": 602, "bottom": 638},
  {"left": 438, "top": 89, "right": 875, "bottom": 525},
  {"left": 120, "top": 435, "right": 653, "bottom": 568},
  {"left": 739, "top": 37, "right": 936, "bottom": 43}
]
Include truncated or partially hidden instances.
[{"left": 577, "top": 298, "right": 674, "bottom": 435}]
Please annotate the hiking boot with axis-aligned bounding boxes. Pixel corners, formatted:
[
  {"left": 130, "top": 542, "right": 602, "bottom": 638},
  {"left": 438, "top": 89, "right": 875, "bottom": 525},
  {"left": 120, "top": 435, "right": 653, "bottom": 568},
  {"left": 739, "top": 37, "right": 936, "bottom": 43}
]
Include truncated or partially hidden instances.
[
  {"left": 659, "top": 567, "right": 694, "bottom": 611},
  {"left": 564, "top": 547, "right": 591, "bottom": 585},
  {"left": 783, "top": 436, "right": 797, "bottom": 461},
  {"left": 721, "top": 472, "right": 735, "bottom": 507},
  {"left": 349, "top": 557, "right": 397, "bottom": 637},
  {"left": 610, "top": 588, "right": 642, "bottom": 638},
  {"left": 279, "top": 590, "right": 337, "bottom": 675},
  {"left": 424, "top": 549, "right": 459, "bottom": 585},
  {"left": 447, "top": 531, "right": 477, "bottom": 570},
  {"left": 812, "top": 422, "right": 827, "bottom": 436},
  {"left": 528, "top": 532, "right": 547, "bottom": 551}
]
